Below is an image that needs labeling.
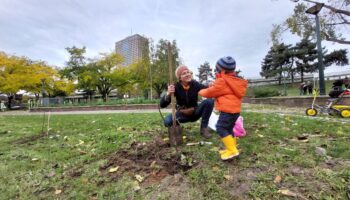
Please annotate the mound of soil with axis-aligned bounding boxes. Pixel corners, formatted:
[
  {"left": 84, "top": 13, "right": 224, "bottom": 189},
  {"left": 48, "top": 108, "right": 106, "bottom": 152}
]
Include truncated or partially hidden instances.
[{"left": 99, "top": 137, "right": 197, "bottom": 186}]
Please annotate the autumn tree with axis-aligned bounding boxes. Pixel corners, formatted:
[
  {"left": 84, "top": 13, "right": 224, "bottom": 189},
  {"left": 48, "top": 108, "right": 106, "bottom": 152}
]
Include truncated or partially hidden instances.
[
  {"left": 0, "top": 52, "right": 30, "bottom": 108},
  {"left": 272, "top": 0, "right": 350, "bottom": 45},
  {"left": 0, "top": 52, "right": 69, "bottom": 107},
  {"left": 82, "top": 52, "right": 128, "bottom": 102}
]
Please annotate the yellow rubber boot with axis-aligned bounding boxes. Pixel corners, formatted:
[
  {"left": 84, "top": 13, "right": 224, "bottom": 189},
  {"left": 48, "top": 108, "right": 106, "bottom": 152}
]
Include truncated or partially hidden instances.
[
  {"left": 219, "top": 137, "right": 238, "bottom": 155},
  {"left": 220, "top": 135, "right": 239, "bottom": 160}
]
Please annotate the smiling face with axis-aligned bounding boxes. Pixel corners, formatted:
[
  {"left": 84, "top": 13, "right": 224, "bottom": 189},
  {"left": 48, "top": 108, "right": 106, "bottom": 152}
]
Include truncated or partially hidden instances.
[{"left": 179, "top": 69, "right": 193, "bottom": 83}]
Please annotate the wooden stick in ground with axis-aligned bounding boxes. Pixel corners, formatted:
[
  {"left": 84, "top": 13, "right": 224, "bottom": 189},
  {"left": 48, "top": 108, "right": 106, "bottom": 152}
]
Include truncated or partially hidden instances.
[
  {"left": 167, "top": 43, "right": 176, "bottom": 127},
  {"left": 47, "top": 111, "right": 50, "bottom": 137},
  {"left": 167, "top": 42, "right": 183, "bottom": 146}
]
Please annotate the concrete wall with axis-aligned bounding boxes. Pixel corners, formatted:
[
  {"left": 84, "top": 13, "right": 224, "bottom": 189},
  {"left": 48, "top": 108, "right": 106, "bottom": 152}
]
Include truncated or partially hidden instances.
[
  {"left": 30, "top": 96, "right": 350, "bottom": 112},
  {"left": 30, "top": 104, "right": 159, "bottom": 112},
  {"left": 243, "top": 96, "right": 350, "bottom": 108}
]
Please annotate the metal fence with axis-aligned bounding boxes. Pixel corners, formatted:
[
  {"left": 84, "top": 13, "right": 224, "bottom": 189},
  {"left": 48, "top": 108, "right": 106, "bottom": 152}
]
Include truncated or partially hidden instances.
[{"left": 248, "top": 70, "right": 350, "bottom": 87}]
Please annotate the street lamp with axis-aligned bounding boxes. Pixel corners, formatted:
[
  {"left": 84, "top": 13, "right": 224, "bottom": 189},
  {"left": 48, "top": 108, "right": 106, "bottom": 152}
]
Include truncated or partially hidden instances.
[{"left": 306, "top": 3, "right": 326, "bottom": 95}]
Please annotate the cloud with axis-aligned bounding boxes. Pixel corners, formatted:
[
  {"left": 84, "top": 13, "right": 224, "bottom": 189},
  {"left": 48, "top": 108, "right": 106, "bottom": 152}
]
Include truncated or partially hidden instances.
[{"left": 0, "top": 0, "right": 348, "bottom": 78}]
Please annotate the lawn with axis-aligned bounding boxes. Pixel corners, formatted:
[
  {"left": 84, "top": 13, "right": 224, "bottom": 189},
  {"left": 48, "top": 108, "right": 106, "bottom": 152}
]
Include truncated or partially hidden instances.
[{"left": 0, "top": 110, "right": 349, "bottom": 199}]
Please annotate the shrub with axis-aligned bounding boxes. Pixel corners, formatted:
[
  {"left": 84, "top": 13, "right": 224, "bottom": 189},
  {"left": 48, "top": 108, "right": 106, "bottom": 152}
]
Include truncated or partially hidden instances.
[{"left": 252, "top": 88, "right": 280, "bottom": 98}]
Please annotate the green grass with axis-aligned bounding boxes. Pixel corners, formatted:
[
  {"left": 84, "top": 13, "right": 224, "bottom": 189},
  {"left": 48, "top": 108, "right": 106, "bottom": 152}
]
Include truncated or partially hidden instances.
[{"left": 0, "top": 111, "right": 349, "bottom": 199}]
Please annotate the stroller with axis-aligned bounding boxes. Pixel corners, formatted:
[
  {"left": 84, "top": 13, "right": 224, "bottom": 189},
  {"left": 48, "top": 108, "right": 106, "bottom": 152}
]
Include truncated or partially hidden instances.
[{"left": 305, "top": 79, "right": 350, "bottom": 118}]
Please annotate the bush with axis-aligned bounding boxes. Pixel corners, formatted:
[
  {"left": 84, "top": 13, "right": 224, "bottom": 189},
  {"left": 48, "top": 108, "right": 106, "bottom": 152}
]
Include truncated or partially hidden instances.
[{"left": 252, "top": 88, "right": 280, "bottom": 98}]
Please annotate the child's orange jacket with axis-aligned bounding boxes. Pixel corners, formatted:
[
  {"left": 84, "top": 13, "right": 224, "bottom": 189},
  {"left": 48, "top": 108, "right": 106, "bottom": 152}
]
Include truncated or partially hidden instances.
[{"left": 199, "top": 73, "right": 248, "bottom": 113}]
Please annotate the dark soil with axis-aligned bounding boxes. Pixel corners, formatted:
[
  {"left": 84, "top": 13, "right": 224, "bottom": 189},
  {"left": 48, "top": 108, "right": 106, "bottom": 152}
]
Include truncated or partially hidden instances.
[
  {"left": 11, "top": 132, "right": 47, "bottom": 145},
  {"left": 99, "top": 137, "right": 197, "bottom": 186}
]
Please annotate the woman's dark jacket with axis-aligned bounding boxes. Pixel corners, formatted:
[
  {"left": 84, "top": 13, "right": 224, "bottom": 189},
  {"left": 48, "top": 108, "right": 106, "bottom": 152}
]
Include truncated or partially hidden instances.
[{"left": 160, "top": 80, "right": 207, "bottom": 109}]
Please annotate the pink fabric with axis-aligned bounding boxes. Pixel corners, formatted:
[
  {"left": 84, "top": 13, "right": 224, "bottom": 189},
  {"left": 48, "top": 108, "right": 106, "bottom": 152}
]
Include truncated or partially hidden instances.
[{"left": 233, "top": 116, "right": 246, "bottom": 137}]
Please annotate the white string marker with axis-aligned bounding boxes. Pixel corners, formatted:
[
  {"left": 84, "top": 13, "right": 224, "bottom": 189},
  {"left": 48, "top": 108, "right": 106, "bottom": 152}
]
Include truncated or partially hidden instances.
[{"left": 47, "top": 111, "right": 51, "bottom": 136}]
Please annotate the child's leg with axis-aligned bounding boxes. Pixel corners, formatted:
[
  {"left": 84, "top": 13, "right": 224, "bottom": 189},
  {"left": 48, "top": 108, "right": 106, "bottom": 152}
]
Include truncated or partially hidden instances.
[{"left": 216, "top": 113, "right": 240, "bottom": 160}]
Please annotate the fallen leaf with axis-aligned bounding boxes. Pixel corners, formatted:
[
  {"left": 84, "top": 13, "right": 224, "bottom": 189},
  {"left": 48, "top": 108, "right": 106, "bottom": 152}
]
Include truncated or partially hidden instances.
[
  {"left": 135, "top": 174, "right": 144, "bottom": 183},
  {"left": 278, "top": 189, "right": 297, "bottom": 197},
  {"left": 274, "top": 175, "right": 282, "bottom": 184},
  {"left": 133, "top": 181, "right": 141, "bottom": 191},
  {"left": 81, "top": 178, "right": 89, "bottom": 184},
  {"left": 212, "top": 166, "right": 220, "bottom": 172},
  {"left": 78, "top": 150, "right": 87, "bottom": 155},
  {"left": 150, "top": 161, "right": 157, "bottom": 168},
  {"left": 55, "top": 189, "right": 62, "bottom": 195},
  {"left": 224, "top": 175, "right": 234, "bottom": 181},
  {"left": 109, "top": 166, "right": 119, "bottom": 173}
]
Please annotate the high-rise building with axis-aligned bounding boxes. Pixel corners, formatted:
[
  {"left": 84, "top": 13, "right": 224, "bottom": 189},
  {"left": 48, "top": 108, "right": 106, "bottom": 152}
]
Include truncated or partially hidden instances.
[{"left": 115, "top": 34, "right": 149, "bottom": 66}]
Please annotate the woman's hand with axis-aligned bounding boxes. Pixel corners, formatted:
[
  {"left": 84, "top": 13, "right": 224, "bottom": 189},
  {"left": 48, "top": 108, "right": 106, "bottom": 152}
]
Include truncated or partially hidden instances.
[{"left": 167, "top": 84, "right": 175, "bottom": 96}]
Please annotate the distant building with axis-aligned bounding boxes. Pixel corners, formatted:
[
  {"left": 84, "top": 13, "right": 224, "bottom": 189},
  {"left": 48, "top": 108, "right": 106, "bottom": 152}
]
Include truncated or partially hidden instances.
[{"left": 115, "top": 34, "right": 149, "bottom": 66}]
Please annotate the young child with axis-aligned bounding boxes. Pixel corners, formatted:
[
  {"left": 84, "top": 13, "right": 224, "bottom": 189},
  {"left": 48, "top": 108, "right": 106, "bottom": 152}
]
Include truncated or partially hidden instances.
[{"left": 199, "top": 56, "right": 248, "bottom": 160}]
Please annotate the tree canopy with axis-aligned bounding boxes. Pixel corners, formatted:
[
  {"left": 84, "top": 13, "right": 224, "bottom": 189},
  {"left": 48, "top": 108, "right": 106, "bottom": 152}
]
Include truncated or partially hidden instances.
[
  {"left": 0, "top": 51, "right": 74, "bottom": 107},
  {"left": 272, "top": 0, "right": 350, "bottom": 45},
  {"left": 261, "top": 39, "right": 348, "bottom": 83}
]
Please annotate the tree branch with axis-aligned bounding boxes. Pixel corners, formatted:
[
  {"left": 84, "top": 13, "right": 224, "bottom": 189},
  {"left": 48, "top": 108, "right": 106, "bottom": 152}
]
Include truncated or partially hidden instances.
[
  {"left": 324, "top": 33, "right": 350, "bottom": 44},
  {"left": 302, "top": 0, "right": 350, "bottom": 16},
  {"left": 325, "top": 22, "right": 350, "bottom": 26}
]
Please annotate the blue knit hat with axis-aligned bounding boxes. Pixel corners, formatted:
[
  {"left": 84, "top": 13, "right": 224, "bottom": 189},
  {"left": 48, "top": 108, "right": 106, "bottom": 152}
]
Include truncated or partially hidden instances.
[{"left": 216, "top": 56, "right": 236, "bottom": 71}]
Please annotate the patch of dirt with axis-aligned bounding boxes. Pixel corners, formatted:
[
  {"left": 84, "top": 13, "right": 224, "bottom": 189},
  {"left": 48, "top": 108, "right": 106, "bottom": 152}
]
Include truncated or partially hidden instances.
[
  {"left": 99, "top": 137, "right": 197, "bottom": 186},
  {"left": 67, "top": 169, "right": 84, "bottom": 178},
  {"left": 144, "top": 174, "right": 194, "bottom": 200},
  {"left": 11, "top": 132, "right": 47, "bottom": 145},
  {"left": 222, "top": 165, "right": 276, "bottom": 199}
]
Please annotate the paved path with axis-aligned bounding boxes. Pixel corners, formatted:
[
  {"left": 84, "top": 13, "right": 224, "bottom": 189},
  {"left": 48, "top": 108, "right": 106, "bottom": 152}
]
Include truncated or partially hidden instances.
[{"left": 0, "top": 109, "right": 171, "bottom": 115}]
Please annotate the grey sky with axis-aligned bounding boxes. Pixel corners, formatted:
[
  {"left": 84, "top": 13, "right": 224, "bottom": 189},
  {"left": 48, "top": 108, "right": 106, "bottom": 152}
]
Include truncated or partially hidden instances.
[{"left": 0, "top": 0, "right": 349, "bottom": 78}]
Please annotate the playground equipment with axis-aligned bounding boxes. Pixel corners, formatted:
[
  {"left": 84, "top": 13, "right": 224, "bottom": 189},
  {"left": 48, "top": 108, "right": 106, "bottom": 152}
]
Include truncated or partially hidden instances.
[{"left": 305, "top": 78, "right": 350, "bottom": 118}]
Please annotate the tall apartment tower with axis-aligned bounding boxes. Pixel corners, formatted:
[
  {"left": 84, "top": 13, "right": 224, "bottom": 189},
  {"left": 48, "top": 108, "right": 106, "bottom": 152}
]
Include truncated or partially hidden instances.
[{"left": 115, "top": 34, "right": 149, "bottom": 66}]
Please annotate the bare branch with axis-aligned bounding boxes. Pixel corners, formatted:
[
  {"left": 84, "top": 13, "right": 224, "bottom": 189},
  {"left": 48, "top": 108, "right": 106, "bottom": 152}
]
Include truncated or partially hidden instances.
[
  {"left": 325, "top": 22, "right": 350, "bottom": 26},
  {"left": 302, "top": 0, "right": 350, "bottom": 16},
  {"left": 324, "top": 32, "right": 350, "bottom": 44}
]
